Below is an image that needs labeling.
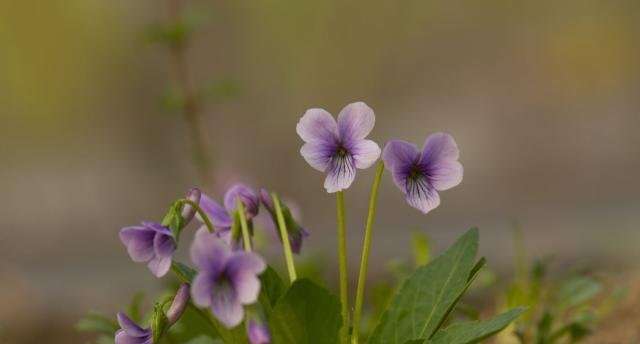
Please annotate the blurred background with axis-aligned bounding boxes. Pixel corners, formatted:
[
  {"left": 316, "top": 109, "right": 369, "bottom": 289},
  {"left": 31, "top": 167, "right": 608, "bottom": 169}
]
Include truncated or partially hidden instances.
[{"left": 1, "top": 0, "right": 639, "bottom": 342}]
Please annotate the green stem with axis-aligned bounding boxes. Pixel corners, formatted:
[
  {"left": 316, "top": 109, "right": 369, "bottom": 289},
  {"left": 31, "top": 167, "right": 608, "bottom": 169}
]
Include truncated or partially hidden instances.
[
  {"left": 351, "top": 162, "right": 385, "bottom": 344},
  {"left": 176, "top": 198, "right": 215, "bottom": 233},
  {"left": 336, "top": 191, "right": 349, "bottom": 344},
  {"left": 236, "top": 199, "right": 252, "bottom": 252},
  {"left": 271, "top": 192, "right": 297, "bottom": 283}
]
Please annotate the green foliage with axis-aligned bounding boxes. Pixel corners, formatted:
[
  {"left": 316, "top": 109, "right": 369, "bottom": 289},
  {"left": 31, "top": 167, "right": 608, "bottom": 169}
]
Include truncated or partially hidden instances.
[
  {"left": 425, "top": 308, "right": 526, "bottom": 344},
  {"left": 268, "top": 279, "right": 342, "bottom": 344},
  {"left": 76, "top": 312, "right": 119, "bottom": 336},
  {"left": 371, "top": 228, "right": 487, "bottom": 343},
  {"left": 412, "top": 232, "right": 431, "bottom": 266}
]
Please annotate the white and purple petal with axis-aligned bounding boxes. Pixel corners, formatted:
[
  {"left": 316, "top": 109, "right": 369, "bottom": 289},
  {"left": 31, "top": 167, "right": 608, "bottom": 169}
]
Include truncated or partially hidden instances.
[
  {"left": 405, "top": 177, "right": 441, "bottom": 214},
  {"left": 210, "top": 282, "right": 244, "bottom": 328},
  {"left": 117, "top": 313, "right": 150, "bottom": 338},
  {"left": 191, "top": 271, "right": 217, "bottom": 307},
  {"left": 296, "top": 108, "right": 339, "bottom": 144},
  {"left": 190, "top": 227, "right": 231, "bottom": 273},
  {"left": 324, "top": 154, "right": 357, "bottom": 193},
  {"left": 300, "top": 142, "right": 336, "bottom": 172},
  {"left": 420, "top": 132, "right": 460, "bottom": 164},
  {"left": 349, "top": 139, "right": 381, "bottom": 169},
  {"left": 337, "top": 102, "right": 375, "bottom": 144},
  {"left": 119, "top": 226, "right": 155, "bottom": 263}
]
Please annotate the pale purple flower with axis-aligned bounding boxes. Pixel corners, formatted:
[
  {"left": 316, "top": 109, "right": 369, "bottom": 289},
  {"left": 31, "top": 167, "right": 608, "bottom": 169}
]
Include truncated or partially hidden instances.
[
  {"left": 181, "top": 188, "right": 202, "bottom": 224},
  {"left": 382, "top": 133, "right": 463, "bottom": 214},
  {"left": 119, "top": 222, "right": 176, "bottom": 277},
  {"left": 197, "top": 183, "right": 260, "bottom": 248},
  {"left": 190, "top": 228, "right": 266, "bottom": 328},
  {"left": 297, "top": 101, "right": 381, "bottom": 193},
  {"left": 115, "top": 312, "right": 152, "bottom": 344},
  {"left": 247, "top": 318, "right": 271, "bottom": 344},
  {"left": 167, "top": 283, "right": 190, "bottom": 326},
  {"left": 259, "top": 189, "right": 309, "bottom": 254}
]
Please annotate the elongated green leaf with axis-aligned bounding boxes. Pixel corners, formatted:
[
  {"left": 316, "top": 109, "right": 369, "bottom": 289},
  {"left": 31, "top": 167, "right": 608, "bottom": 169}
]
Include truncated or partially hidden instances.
[
  {"left": 426, "top": 308, "right": 525, "bottom": 344},
  {"left": 369, "top": 228, "right": 479, "bottom": 344},
  {"left": 268, "top": 279, "right": 341, "bottom": 344}
]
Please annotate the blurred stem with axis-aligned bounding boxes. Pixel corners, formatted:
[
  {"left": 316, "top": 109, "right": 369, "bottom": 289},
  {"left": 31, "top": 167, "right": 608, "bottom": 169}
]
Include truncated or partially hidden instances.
[
  {"left": 271, "top": 192, "right": 297, "bottom": 283},
  {"left": 167, "top": 0, "right": 212, "bottom": 186},
  {"left": 352, "top": 162, "right": 384, "bottom": 344},
  {"left": 236, "top": 199, "right": 252, "bottom": 252},
  {"left": 336, "top": 191, "right": 349, "bottom": 344}
]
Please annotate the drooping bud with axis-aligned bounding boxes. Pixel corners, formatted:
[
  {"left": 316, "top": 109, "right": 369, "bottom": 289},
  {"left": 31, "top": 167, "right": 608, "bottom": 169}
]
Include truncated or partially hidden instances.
[
  {"left": 181, "top": 188, "right": 201, "bottom": 224},
  {"left": 167, "top": 283, "right": 190, "bottom": 325}
]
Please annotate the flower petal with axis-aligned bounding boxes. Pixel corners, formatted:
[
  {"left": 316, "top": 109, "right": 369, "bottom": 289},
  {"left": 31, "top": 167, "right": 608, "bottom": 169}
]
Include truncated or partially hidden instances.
[
  {"left": 227, "top": 252, "right": 266, "bottom": 304},
  {"left": 247, "top": 319, "right": 271, "bottom": 344},
  {"left": 190, "top": 227, "right": 230, "bottom": 273},
  {"left": 153, "top": 232, "right": 175, "bottom": 259},
  {"left": 191, "top": 271, "right": 216, "bottom": 307},
  {"left": 296, "top": 108, "right": 339, "bottom": 144},
  {"left": 337, "top": 102, "right": 375, "bottom": 143},
  {"left": 210, "top": 284, "right": 244, "bottom": 328},
  {"left": 300, "top": 142, "right": 335, "bottom": 172},
  {"left": 115, "top": 329, "right": 151, "bottom": 344},
  {"left": 324, "top": 154, "right": 356, "bottom": 193},
  {"left": 420, "top": 132, "right": 460, "bottom": 165},
  {"left": 429, "top": 159, "right": 463, "bottom": 191},
  {"left": 119, "top": 227, "right": 155, "bottom": 263},
  {"left": 199, "top": 194, "right": 233, "bottom": 229},
  {"left": 116, "top": 313, "right": 149, "bottom": 338},
  {"left": 405, "top": 177, "right": 441, "bottom": 214},
  {"left": 224, "top": 183, "right": 260, "bottom": 219},
  {"left": 147, "top": 255, "right": 172, "bottom": 277},
  {"left": 350, "top": 139, "right": 381, "bottom": 169},
  {"left": 289, "top": 226, "right": 309, "bottom": 254},
  {"left": 382, "top": 140, "right": 419, "bottom": 170}
]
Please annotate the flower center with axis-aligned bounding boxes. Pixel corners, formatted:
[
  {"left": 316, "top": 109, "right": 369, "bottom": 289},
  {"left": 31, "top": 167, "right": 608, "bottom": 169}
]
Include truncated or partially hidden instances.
[
  {"left": 409, "top": 165, "right": 423, "bottom": 180},
  {"left": 337, "top": 147, "right": 348, "bottom": 157}
]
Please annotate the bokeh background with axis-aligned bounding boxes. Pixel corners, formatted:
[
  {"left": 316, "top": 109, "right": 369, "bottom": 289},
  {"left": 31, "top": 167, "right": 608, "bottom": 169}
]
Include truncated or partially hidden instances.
[{"left": 1, "top": 0, "right": 639, "bottom": 342}]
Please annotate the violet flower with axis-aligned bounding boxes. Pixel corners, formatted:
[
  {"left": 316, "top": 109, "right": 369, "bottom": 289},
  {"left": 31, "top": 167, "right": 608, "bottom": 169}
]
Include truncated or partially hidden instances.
[
  {"left": 119, "top": 222, "right": 176, "bottom": 277},
  {"left": 190, "top": 228, "right": 266, "bottom": 328},
  {"left": 382, "top": 133, "right": 463, "bottom": 214},
  {"left": 115, "top": 312, "right": 152, "bottom": 344},
  {"left": 247, "top": 318, "right": 271, "bottom": 344},
  {"left": 259, "top": 188, "right": 309, "bottom": 254},
  {"left": 197, "top": 183, "right": 260, "bottom": 248},
  {"left": 297, "top": 101, "right": 381, "bottom": 193},
  {"left": 167, "top": 283, "right": 190, "bottom": 326}
]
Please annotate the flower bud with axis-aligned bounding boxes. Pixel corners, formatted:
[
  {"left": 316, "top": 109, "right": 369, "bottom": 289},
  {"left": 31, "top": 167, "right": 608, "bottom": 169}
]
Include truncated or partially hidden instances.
[
  {"left": 167, "top": 283, "right": 190, "bottom": 325},
  {"left": 181, "top": 188, "right": 201, "bottom": 224}
]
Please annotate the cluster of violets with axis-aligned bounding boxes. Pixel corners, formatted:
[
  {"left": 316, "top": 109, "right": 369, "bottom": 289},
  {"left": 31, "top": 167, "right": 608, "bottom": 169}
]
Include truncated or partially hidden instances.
[{"left": 115, "top": 101, "right": 463, "bottom": 344}]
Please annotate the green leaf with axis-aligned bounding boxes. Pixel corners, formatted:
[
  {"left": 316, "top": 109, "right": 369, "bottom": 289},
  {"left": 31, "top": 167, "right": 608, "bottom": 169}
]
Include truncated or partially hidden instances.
[
  {"left": 268, "top": 279, "right": 341, "bottom": 344},
  {"left": 172, "top": 261, "right": 198, "bottom": 283},
  {"left": 161, "top": 202, "right": 185, "bottom": 240},
  {"left": 369, "top": 228, "right": 479, "bottom": 344},
  {"left": 557, "top": 276, "right": 602, "bottom": 309},
  {"left": 425, "top": 308, "right": 525, "bottom": 344},
  {"left": 259, "top": 266, "right": 286, "bottom": 309},
  {"left": 76, "top": 312, "right": 119, "bottom": 336},
  {"left": 127, "top": 292, "right": 145, "bottom": 323}
]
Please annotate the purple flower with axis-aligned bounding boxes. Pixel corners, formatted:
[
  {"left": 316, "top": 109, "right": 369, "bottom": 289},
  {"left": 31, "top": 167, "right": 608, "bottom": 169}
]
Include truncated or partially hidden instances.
[
  {"left": 382, "top": 133, "right": 463, "bottom": 214},
  {"left": 115, "top": 312, "right": 152, "bottom": 344},
  {"left": 247, "top": 318, "right": 271, "bottom": 344},
  {"left": 297, "top": 102, "right": 381, "bottom": 193},
  {"left": 181, "top": 188, "right": 202, "bottom": 224},
  {"left": 119, "top": 222, "right": 176, "bottom": 277},
  {"left": 190, "top": 228, "right": 266, "bottom": 328},
  {"left": 259, "top": 189, "right": 309, "bottom": 254},
  {"left": 197, "top": 183, "right": 260, "bottom": 248}
]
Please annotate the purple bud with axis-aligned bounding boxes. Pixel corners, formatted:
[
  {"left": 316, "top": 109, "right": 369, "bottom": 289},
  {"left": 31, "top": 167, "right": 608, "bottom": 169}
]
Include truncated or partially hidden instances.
[
  {"left": 115, "top": 312, "right": 152, "bottom": 344},
  {"left": 247, "top": 318, "right": 271, "bottom": 344},
  {"left": 181, "top": 188, "right": 202, "bottom": 224},
  {"left": 167, "top": 283, "right": 190, "bottom": 325}
]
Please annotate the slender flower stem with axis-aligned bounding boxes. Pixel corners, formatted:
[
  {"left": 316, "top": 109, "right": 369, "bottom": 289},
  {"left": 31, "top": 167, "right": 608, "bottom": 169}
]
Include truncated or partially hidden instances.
[
  {"left": 351, "top": 162, "right": 385, "bottom": 344},
  {"left": 236, "top": 199, "right": 252, "bottom": 252},
  {"left": 176, "top": 198, "right": 215, "bottom": 233},
  {"left": 166, "top": 0, "right": 213, "bottom": 187},
  {"left": 271, "top": 192, "right": 297, "bottom": 283},
  {"left": 336, "top": 191, "right": 349, "bottom": 344}
]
